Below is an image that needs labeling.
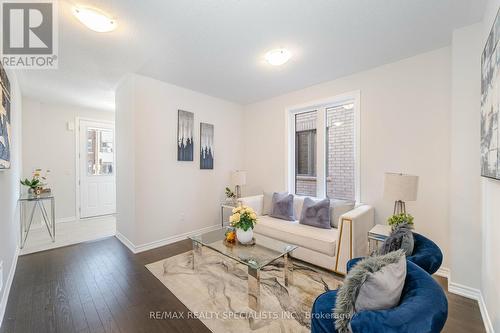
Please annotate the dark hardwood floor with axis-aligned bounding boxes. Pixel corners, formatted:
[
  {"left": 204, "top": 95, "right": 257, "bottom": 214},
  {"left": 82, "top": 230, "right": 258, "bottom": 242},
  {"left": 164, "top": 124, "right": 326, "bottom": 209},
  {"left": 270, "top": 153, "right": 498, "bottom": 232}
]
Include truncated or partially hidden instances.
[
  {"left": 434, "top": 276, "right": 486, "bottom": 333},
  {"left": 0, "top": 236, "right": 485, "bottom": 333},
  {"left": 1, "top": 236, "right": 209, "bottom": 333}
]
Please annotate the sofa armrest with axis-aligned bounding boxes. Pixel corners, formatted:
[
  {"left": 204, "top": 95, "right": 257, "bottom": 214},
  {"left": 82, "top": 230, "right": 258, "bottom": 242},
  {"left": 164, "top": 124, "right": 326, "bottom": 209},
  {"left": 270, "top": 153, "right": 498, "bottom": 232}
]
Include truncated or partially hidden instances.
[
  {"left": 334, "top": 205, "right": 375, "bottom": 275},
  {"left": 237, "top": 195, "right": 264, "bottom": 216}
]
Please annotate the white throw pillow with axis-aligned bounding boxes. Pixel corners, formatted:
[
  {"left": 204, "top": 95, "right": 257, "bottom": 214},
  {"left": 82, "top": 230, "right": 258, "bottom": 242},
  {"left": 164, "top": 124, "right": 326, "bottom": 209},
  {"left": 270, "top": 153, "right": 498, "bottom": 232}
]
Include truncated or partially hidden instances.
[
  {"left": 293, "top": 195, "right": 306, "bottom": 220},
  {"left": 330, "top": 199, "right": 355, "bottom": 228},
  {"left": 262, "top": 192, "right": 274, "bottom": 215}
]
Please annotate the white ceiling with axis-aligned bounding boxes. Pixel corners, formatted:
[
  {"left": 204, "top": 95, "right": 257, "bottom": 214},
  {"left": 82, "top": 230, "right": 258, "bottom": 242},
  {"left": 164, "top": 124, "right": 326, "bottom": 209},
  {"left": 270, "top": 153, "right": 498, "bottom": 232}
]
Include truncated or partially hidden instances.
[{"left": 17, "top": 0, "right": 486, "bottom": 111}]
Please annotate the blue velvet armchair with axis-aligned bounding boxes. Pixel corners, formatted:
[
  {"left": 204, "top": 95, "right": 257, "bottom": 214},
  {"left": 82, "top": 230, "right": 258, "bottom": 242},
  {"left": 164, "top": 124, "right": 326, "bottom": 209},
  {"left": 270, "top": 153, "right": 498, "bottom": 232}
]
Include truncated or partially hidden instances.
[
  {"left": 409, "top": 233, "right": 443, "bottom": 275},
  {"left": 311, "top": 260, "right": 448, "bottom": 333},
  {"left": 347, "top": 232, "right": 443, "bottom": 275}
]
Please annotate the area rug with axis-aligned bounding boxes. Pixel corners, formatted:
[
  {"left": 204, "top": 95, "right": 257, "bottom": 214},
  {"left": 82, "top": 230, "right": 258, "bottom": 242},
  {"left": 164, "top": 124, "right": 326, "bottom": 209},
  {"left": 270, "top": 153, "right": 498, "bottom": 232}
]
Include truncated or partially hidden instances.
[{"left": 146, "top": 249, "right": 342, "bottom": 332}]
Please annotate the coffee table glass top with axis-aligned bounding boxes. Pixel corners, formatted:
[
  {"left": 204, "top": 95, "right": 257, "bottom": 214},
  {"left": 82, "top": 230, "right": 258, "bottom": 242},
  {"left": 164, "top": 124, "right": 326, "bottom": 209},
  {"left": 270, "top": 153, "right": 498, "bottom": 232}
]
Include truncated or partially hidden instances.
[{"left": 189, "top": 229, "right": 297, "bottom": 269}]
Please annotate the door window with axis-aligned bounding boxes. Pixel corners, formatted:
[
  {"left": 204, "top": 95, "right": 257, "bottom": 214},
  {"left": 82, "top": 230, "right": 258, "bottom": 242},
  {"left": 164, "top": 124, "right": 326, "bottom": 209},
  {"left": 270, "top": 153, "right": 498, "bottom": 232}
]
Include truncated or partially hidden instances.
[{"left": 87, "top": 128, "right": 114, "bottom": 176}]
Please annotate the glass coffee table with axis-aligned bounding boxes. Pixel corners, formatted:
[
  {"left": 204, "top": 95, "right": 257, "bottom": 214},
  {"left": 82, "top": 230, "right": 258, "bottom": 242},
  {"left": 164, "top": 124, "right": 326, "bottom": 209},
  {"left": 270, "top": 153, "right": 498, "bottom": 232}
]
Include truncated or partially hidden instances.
[{"left": 189, "top": 229, "right": 298, "bottom": 311}]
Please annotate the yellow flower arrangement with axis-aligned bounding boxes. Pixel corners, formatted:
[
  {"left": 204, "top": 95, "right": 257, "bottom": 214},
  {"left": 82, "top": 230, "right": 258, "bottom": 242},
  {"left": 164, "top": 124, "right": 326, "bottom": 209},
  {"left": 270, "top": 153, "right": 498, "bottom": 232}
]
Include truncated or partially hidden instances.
[{"left": 230, "top": 205, "right": 257, "bottom": 231}]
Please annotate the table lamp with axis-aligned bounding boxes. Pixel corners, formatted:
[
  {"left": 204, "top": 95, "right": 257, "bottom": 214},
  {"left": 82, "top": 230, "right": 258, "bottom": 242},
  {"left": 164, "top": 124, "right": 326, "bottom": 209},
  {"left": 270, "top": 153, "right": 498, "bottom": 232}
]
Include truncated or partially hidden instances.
[
  {"left": 231, "top": 170, "right": 246, "bottom": 198},
  {"left": 384, "top": 172, "right": 419, "bottom": 214}
]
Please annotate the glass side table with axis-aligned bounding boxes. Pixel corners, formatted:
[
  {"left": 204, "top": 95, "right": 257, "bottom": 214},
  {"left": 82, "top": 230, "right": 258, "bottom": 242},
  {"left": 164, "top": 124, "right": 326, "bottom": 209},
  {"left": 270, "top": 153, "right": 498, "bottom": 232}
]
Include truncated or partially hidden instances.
[
  {"left": 367, "top": 224, "right": 391, "bottom": 254},
  {"left": 19, "top": 193, "right": 56, "bottom": 249}
]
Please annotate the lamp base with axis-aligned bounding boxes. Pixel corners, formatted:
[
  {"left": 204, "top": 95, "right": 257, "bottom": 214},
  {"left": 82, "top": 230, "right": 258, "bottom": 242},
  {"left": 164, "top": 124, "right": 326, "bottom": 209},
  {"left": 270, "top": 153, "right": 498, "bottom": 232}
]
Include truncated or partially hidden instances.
[{"left": 393, "top": 200, "right": 406, "bottom": 215}]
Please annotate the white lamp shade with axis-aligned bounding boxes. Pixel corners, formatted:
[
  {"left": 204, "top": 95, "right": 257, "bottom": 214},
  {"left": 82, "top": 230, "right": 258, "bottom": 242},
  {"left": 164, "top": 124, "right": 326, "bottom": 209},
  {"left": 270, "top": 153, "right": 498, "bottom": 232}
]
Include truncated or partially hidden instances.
[
  {"left": 231, "top": 170, "right": 246, "bottom": 186},
  {"left": 384, "top": 173, "right": 419, "bottom": 201}
]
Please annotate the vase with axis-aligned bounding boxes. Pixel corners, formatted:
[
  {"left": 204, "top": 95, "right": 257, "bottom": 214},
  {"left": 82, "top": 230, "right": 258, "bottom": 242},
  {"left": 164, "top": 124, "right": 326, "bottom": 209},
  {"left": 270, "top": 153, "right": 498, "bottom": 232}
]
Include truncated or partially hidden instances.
[
  {"left": 236, "top": 228, "right": 253, "bottom": 244},
  {"left": 225, "top": 197, "right": 236, "bottom": 205}
]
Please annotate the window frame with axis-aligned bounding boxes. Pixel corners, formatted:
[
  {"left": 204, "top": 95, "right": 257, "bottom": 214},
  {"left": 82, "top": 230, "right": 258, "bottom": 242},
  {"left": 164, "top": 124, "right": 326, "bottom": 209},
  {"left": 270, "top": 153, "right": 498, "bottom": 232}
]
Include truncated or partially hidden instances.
[{"left": 286, "top": 91, "right": 361, "bottom": 201}]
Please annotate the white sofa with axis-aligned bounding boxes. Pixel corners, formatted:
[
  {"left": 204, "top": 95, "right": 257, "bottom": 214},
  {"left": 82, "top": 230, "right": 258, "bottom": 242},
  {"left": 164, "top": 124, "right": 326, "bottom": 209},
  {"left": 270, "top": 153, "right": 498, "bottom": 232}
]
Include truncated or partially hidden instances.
[{"left": 238, "top": 194, "right": 375, "bottom": 275}]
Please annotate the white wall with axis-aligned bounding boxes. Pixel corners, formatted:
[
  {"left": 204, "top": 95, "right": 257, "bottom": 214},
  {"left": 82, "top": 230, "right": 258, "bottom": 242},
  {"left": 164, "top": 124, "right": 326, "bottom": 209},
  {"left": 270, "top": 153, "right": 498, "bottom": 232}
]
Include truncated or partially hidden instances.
[
  {"left": 242, "top": 48, "right": 452, "bottom": 266},
  {"left": 449, "top": 23, "right": 483, "bottom": 290},
  {"left": 115, "top": 76, "right": 135, "bottom": 243},
  {"left": 482, "top": 1, "right": 500, "bottom": 331},
  {"left": 22, "top": 98, "right": 114, "bottom": 220},
  {"left": 115, "top": 74, "right": 243, "bottom": 249},
  {"left": 0, "top": 71, "right": 22, "bottom": 326}
]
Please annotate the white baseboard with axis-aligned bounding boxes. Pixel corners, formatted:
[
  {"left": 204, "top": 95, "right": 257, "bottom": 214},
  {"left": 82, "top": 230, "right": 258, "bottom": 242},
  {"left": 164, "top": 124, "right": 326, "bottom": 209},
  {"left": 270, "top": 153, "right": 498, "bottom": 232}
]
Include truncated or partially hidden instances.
[
  {"left": 435, "top": 266, "right": 450, "bottom": 279},
  {"left": 448, "top": 281, "right": 481, "bottom": 299},
  {"left": 478, "top": 293, "right": 494, "bottom": 333},
  {"left": 448, "top": 281, "right": 494, "bottom": 333},
  {"left": 57, "top": 216, "right": 78, "bottom": 224},
  {"left": 115, "top": 224, "right": 221, "bottom": 254},
  {"left": 0, "top": 246, "right": 20, "bottom": 329},
  {"left": 115, "top": 232, "right": 136, "bottom": 253},
  {"left": 29, "top": 216, "right": 77, "bottom": 230}
]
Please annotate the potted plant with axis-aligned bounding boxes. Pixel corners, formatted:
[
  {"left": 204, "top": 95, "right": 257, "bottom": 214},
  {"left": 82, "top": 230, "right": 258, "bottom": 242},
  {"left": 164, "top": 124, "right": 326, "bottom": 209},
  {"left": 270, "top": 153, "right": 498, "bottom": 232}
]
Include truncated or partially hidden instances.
[
  {"left": 387, "top": 213, "right": 414, "bottom": 230},
  {"left": 229, "top": 205, "right": 257, "bottom": 244},
  {"left": 20, "top": 169, "right": 49, "bottom": 196}
]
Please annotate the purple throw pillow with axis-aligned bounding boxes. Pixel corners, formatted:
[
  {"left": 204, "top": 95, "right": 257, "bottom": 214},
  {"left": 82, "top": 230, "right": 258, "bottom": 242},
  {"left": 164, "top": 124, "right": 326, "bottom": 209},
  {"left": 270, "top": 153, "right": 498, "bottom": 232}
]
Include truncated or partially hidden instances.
[
  {"left": 270, "top": 192, "right": 295, "bottom": 221},
  {"left": 299, "top": 197, "right": 331, "bottom": 229}
]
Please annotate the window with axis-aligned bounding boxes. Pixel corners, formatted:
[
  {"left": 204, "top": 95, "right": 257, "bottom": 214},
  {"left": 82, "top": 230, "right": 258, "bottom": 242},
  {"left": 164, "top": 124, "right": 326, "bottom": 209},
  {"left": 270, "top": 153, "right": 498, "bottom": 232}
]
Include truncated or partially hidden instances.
[
  {"left": 296, "top": 130, "right": 316, "bottom": 175},
  {"left": 86, "top": 128, "right": 114, "bottom": 176},
  {"left": 295, "top": 111, "right": 317, "bottom": 196},
  {"left": 289, "top": 93, "right": 359, "bottom": 200}
]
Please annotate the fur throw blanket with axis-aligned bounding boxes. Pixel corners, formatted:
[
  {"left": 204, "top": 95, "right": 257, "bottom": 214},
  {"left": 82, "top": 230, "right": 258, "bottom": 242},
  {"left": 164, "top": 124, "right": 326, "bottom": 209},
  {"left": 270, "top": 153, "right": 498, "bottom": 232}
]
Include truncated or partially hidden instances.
[{"left": 378, "top": 222, "right": 414, "bottom": 256}]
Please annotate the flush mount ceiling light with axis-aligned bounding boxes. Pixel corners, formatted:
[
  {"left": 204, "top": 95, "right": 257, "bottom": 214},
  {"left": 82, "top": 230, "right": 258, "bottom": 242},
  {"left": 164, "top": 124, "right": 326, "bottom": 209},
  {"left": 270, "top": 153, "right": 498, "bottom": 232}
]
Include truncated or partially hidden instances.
[
  {"left": 265, "top": 48, "right": 292, "bottom": 66},
  {"left": 72, "top": 6, "right": 117, "bottom": 32}
]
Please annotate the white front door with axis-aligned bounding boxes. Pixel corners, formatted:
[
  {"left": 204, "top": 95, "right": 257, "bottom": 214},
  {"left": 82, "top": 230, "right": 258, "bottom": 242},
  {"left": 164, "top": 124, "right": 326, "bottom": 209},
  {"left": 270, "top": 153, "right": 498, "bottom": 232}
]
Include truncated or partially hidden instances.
[{"left": 79, "top": 120, "right": 116, "bottom": 218}]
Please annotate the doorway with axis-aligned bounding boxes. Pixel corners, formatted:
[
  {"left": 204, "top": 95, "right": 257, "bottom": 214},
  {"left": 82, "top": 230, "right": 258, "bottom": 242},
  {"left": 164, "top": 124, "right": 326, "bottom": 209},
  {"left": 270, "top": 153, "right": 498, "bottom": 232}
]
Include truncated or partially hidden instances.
[{"left": 78, "top": 119, "right": 116, "bottom": 218}]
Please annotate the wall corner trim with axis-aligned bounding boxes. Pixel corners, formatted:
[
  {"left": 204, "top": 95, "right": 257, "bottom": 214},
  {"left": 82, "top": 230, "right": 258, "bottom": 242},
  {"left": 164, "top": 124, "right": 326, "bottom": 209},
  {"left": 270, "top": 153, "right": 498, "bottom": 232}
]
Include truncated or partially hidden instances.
[
  {"left": 115, "top": 224, "right": 221, "bottom": 254},
  {"left": 0, "top": 246, "right": 20, "bottom": 329},
  {"left": 115, "top": 231, "right": 137, "bottom": 253}
]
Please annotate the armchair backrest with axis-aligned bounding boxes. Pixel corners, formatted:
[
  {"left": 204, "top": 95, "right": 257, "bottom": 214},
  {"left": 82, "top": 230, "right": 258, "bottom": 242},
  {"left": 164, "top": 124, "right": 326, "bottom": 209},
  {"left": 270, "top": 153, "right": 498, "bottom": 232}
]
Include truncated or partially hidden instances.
[{"left": 408, "top": 233, "right": 443, "bottom": 275}]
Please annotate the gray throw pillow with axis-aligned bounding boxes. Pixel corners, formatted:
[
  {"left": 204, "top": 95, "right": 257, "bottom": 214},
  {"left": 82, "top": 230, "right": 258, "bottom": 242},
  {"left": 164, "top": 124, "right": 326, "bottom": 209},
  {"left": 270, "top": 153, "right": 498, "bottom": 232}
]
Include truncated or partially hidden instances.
[
  {"left": 334, "top": 250, "right": 406, "bottom": 333},
  {"left": 378, "top": 223, "right": 414, "bottom": 256},
  {"left": 299, "top": 197, "right": 331, "bottom": 229},
  {"left": 262, "top": 191, "right": 273, "bottom": 215},
  {"left": 270, "top": 192, "right": 295, "bottom": 221}
]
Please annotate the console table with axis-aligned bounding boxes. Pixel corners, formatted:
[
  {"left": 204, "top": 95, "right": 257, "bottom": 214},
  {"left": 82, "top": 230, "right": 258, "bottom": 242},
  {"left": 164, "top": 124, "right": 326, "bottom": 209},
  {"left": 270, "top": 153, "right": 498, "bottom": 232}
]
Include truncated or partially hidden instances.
[{"left": 19, "top": 193, "right": 55, "bottom": 249}]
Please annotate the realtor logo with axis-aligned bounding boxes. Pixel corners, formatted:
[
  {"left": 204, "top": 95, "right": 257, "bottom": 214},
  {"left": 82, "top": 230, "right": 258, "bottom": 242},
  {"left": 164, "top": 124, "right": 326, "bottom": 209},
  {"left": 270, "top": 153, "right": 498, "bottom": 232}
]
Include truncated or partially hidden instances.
[{"left": 1, "top": 0, "right": 58, "bottom": 69}]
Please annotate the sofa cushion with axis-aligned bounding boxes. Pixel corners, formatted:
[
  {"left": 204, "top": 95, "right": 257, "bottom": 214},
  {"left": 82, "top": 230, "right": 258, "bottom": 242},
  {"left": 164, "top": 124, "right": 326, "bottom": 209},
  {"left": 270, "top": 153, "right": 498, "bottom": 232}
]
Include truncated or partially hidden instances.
[
  {"left": 254, "top": 215, "right": 338, "bottom": 256},
  {"left": 270, "top": 192, "right": 295, "bottom": 221},
  {"left": 300, "top": 197, "right": 331, "bottom": 229},
  {"left": 330, "top": 199, "right": 356, "bottom": 228}
]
